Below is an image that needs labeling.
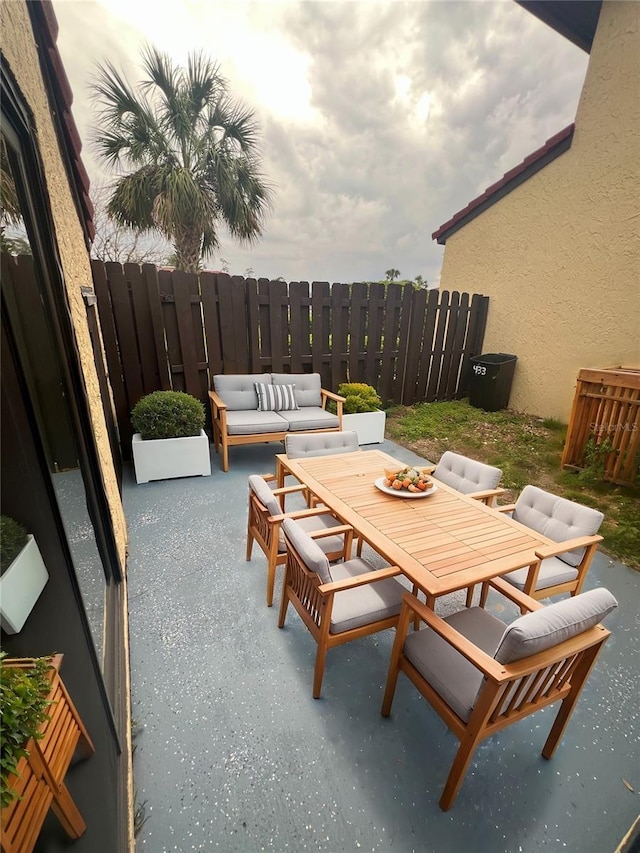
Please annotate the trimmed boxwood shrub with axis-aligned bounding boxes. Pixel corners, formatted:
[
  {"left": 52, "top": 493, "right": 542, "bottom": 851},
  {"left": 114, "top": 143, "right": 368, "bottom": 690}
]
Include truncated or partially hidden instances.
[
  {"left": 131, "top": 391, "right": 205, "bottom": 441},
  {"left": 1, "top": 516, "right": 28, "bottom": 576},
  {"left": 337, "top": 383, "right": 383, "bottom": 414}
]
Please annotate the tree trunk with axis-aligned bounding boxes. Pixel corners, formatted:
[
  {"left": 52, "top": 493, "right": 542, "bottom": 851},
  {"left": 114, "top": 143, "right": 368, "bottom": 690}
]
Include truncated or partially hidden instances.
[{"left": 173, "top": 226, "right": 203, "bottom": 274}]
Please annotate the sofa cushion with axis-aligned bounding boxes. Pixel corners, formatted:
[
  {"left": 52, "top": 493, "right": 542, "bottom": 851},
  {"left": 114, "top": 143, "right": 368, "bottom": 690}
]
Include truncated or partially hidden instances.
[
  {"left": 513, "top": 485, "right": 604, "bottom": 568},
  {"left": 225, "top": 410, "right": 289, "bottom": 436},
  {"left": 403, "top": 607, "right": 506, "bottom": 721},
  {"left": 272, "top": 373, "right": 322, "bottom": 408},
  {"left": 214, "top": 374, "right": 272, "bottom": 411},
  {"left": 329, "top": 558, "right": 405, "bottom": 634},
  {"left": 280, "top": 408, "right": 340, "bottom": 431},
  {"left": 255, "top": 382, "right": 299, "bottom": 412},
  {"left": 494, "top": 587, "right": 618, "bottom": 664}
]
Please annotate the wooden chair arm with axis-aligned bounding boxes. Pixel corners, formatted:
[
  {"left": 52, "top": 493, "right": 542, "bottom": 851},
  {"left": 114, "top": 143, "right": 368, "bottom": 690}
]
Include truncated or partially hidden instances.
[
  {"left": 486, "top": 577, "right": 546, "bottom": 612},
  {"left": 535, "top": 534, "right": 603, "bottom": 560},
  {"left": 273, "top": 484, "right": 307, "bottom": 497},
  {"left": 398, "top": 593, "right": 506, "bottom": 679},
  {"left": 468, "top": 487, "right": 507, "bottom": 504},
  {"left": 495, "top": 503, "right": 516, "bottom": 514},
  {"left": 208, "top": 389, "right": 227, "bottom": 410},
  {"left": 267, "top": 508, "right": 345, "bottom": 524},
  {"left": 260, "top": 473, "right": 276, "bottom": 483},
  {"left": 308, "top": 524, "right": 353, "bottom": 540},
  {"left": 319, "top": 565, "right": 402, "bottom": 594}
]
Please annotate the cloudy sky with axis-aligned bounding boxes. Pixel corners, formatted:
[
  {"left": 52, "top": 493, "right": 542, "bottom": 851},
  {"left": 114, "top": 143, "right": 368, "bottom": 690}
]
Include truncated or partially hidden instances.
[{"left": 54, "top": 0, "right": 589, "bottom": 285}]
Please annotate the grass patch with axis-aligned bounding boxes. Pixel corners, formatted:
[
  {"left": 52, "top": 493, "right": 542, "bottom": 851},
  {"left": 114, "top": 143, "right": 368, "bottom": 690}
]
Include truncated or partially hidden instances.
[{"left": 386, "top": 399, "right": 640, "bottom": 569}]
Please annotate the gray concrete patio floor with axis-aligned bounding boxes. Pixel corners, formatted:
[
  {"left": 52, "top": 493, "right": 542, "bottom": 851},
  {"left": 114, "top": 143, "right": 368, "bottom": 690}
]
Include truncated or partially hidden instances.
[{"left": 125, "top": 439, "right": 639, "bottom": 853}]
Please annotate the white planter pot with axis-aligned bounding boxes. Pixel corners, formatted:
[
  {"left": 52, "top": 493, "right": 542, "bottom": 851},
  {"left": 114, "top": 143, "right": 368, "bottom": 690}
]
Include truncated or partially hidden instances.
[
  {"left": 342, "top": 410, "right": 386, "bottom": 445},
  {"left": 132, "top": 430, "right": 212, "bottom": 484},
  {"left": 0, "top": 535, "right": 49, "bottom": 634}
]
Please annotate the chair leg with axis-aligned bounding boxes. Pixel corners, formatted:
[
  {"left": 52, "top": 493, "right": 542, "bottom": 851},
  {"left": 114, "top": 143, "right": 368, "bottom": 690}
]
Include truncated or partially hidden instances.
[
  {"left": 479, "top": 581, "right": 490, "bottom": 608},
  {"left": 266, "top": 560, "right": 277, "bottom": 607},
  {"left": 246, "top": 525, "right": 254, "bottom": 561},
  {"left": 439, "top": 734, "right": 480, "bottom": 811},
  {"left": 465, "top": 585, "right": 475, "bottom": 608},
  {"left": 277, "top": 587, "right": 290, "bottom": 628},
  {"left": 313, "top": 641, "right": 329, "bottom": 699}
]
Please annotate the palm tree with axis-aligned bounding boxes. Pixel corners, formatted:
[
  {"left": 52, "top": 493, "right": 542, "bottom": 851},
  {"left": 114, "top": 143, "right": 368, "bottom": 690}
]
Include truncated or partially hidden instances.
[
  {"left": 385, "top": 268, "right": 400, "bottom": 282},
  {"left": 91, "top": 47, "right": 272, "bottom": 273}
]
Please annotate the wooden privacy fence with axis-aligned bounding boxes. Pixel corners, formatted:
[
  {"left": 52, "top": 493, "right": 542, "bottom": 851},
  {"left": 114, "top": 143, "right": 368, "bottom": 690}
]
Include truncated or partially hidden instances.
[
  {"left": 90, "top": 262, "right": 489, "bottom": 458},
  {"left": 562, "top": 368, "right": 640, "bottom": 485}
]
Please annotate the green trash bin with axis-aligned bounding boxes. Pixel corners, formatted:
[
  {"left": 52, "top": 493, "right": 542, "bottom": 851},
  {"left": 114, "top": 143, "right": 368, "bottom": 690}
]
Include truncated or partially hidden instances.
[{"left": 468, "top": 353, "right": 517, "bottom": 412}]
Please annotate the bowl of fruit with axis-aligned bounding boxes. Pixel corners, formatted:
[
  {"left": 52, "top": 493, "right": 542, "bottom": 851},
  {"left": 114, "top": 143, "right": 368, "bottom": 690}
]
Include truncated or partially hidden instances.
[{"left": 375, "top": 466, "right": 438, "bottom": 498}]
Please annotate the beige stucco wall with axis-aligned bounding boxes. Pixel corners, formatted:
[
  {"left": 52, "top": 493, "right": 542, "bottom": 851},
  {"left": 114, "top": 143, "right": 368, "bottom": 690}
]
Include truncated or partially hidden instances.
[
  {"left": 1, "top": 2, "right": 127, "bottom": 567},
  {"left": 437, "top": 0, "right": 640, "bottom": 422}
]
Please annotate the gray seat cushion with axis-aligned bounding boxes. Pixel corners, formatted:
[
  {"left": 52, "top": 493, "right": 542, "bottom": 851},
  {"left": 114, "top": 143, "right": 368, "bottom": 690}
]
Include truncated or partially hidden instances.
[
  {"left": 329, "top": 559, "right": 405, "bottom": 634},
  {"left": 280, "top": 407, "right": 340, "bottom": 431},
  {"left": 403, "top": 607, "right": 506, "bottom": 722},
  {"left": 434, "top": 451, "right": 502, "bottom": 494},
  {"left": 226, "top": 410, "right": 289, "bottom": 435},
  {"left": 503, "top": 556, "right": 578, "bottom": 591},
  {"left": 272, "top": 372, "right": 322, "bottom": 408},
  {"left": 513, "top": 485, "right": 604, "bottom": 567},
  {"left": 214, "top": 373, "right": 272, "bottom": 411},
  {"left": 494, "top": 587, "right": 618, "bottom": 664},
  {"left": 285, "top": 431, "right": 359, "bottom": 458}
]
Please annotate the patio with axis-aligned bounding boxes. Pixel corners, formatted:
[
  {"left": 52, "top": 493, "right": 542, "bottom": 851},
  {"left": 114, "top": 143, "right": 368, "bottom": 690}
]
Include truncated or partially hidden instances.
[{"left": 125, "top": 439, "right": 639, "bottom": 853}]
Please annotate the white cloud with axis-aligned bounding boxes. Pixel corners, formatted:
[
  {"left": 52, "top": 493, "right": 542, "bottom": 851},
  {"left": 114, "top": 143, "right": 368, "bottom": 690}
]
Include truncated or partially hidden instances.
[{"left": 53, "top": 0, "right": 589, "bottom": 285}]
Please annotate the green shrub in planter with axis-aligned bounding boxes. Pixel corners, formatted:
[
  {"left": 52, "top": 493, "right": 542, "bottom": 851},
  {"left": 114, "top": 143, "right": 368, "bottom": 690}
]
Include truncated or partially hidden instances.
[
  {"left": 337, "top": 382, "right": 382, "bottom": 414},
  {"left": 131, "top": 391, "right": 205, "bottom": 441},
  {"left": 0, "top": 653, "right": 53, "bottom": 808},
  {"left": 1, "top": 516, "right": 28, "bottom": 575}
]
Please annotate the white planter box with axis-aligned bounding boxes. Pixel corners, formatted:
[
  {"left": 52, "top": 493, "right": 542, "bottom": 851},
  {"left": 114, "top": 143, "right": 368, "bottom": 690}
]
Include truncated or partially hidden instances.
[
  {"left": 0, "top": 535, "right": 49, "bottom": 634},
  {"left": 132, "top": 430, "right": 212, "bottom": 484},
  {"left": 342, "top": 410, "right": 386, "bottom": 445}
]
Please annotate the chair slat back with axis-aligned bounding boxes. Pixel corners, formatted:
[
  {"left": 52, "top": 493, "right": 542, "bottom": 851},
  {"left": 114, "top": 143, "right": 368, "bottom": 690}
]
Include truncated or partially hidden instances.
[{"left": 284, "top": 540, "right": 325, "bottom": 629}]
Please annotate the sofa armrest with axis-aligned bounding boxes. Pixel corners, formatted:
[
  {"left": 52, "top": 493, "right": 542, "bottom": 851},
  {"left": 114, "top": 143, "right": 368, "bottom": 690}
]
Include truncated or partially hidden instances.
[
  {"left": 208, "top": 389, "right": 227, "bottom": 412},
  {"left": 321, "top": 388, "right": 344, "bottom": 425}
]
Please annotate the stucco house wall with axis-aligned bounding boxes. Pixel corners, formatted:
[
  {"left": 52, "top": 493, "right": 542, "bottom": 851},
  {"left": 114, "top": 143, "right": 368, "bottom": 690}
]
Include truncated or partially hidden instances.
[
  {"left": 1, "top": 1, "right": 127, "bottom": 564},
  {"left": 436, "top": 0, "right": 640, "bottom": 422}
]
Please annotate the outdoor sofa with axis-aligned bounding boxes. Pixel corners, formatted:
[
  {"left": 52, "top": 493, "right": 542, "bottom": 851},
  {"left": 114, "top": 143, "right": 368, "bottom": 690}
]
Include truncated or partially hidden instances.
[{"left": 209, "top": 373, "right": 345, "bottom": 471}]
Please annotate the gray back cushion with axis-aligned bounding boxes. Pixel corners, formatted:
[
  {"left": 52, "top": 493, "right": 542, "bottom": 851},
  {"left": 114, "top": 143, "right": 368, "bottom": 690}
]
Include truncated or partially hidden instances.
[
  {"left": 248, "top": 474, "right": 281, "bottom": 517},
  {"left": 434, "top": 451, "right": 502, "bottom": 494},
  {"left": 494, "top": 587, "right": 617, "bottom": 664},
  {"left": 281, "top": 518, "right": 331, "bottom": 583},
  {"left": 272, "top": 373, "right": 322, "bottom": 407},
  {"left": 285, "top": 431, "right": 359, "bottom": 458},
  {"left": 513, "top": 485, "right": 604, "bottom": 567},
  {"left": 214, "top": 374, "right": 272, "bottom": 411}
]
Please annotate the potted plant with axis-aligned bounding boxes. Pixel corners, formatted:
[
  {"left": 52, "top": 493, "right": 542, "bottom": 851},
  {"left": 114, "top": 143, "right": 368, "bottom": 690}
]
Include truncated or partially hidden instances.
[
  {"left": 337, "top": 382, "right": 386, "bottom": 445},
  {"left": 131, "top": 390, "right": 211, "bottom": 484},
  {"left": 0, "top": 652, "right": 53, "bottom": 810},
  {"left": 1, "top": 653, "right": 94, "bottom": 845},
  {"left": 0, "top": 516, "right": 49, "bottom": 634}
]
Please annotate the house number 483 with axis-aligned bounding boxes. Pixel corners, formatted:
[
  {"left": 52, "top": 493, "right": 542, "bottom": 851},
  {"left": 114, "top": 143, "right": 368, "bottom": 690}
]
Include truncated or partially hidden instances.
[{"left": 473, "top": 365, "right": 487, "bottom": 376}]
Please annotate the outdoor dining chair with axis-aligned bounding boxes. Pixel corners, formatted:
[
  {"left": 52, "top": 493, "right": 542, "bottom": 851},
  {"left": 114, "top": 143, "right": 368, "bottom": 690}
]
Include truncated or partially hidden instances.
[
  {"left": 381, "top": 579, "right": 617, "bottom": 810},
  {"left": 246, "top": 474, "right": 351, "bottom": 607},
  {"left": 431, "top": 451, "right": 505, "bottom": 505},
  {"left": 474, "top": 485, "right": 604, "bottom": 608},
  {"left": 279, "top": 517, "right": 407, "bottom": 698}
]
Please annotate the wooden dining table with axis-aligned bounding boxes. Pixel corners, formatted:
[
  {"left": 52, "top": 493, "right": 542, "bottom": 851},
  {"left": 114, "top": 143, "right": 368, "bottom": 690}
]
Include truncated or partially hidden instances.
[{"left": 276, "top": 448, "right": 554, "bottom": 604}]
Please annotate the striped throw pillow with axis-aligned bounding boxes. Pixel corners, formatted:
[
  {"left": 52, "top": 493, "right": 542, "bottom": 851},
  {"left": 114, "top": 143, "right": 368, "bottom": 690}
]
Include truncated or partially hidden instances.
[{"left": 255, "top": 383, "right": 299, "bottom": 412}]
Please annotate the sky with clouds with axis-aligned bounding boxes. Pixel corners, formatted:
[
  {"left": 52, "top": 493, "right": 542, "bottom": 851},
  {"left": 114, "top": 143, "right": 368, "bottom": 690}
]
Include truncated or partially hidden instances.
[{"left": 53, "top": 0, "right": 589, "bottom": 285}]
